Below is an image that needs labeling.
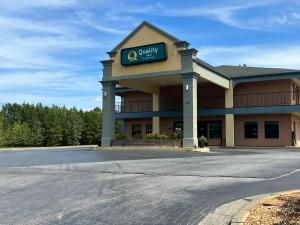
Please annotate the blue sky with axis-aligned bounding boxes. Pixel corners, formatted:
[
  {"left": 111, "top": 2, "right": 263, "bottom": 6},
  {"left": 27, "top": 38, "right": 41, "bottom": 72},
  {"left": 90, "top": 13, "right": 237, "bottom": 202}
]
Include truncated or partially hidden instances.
[{"left": 0, "top": 0, "right": 300, "bottom": 110}]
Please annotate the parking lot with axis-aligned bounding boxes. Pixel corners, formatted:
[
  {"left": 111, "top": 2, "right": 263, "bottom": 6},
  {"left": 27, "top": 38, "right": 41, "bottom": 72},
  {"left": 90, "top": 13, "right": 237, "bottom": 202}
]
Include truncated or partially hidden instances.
[{"left": 0, "top": 147, "right": 300, "bottom": 225}]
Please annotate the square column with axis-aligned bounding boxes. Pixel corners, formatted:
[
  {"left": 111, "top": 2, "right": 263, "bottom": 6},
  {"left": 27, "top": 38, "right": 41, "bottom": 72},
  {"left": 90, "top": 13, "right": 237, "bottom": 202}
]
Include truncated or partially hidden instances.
[
  {"left": 182, "top": 73, "right": 198, "bottom": 148},
  {"left": 101, "top": 81, "right": 116, "bottom": 146},
  {"left": 225, "top": 81, "right": 235, "bottom": 147},
  {"left": 152, "top": 92, "right": 160, "bottom": 134}
]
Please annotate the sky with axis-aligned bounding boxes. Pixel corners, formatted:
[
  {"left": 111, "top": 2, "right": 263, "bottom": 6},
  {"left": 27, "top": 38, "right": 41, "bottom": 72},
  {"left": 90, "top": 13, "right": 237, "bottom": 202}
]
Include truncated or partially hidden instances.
[{"left": 0, "top": 0, "right": 300, "bottom": 110}]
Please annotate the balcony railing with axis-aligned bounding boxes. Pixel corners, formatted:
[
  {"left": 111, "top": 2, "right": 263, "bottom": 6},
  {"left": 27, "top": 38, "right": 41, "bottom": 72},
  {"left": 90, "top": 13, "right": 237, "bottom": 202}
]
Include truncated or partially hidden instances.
[
  {"left": 115, "top": 91, "right": 300, "bottom": 113},
  {"left": 234, "top": 91, "right": 299, "bottom": 108}
]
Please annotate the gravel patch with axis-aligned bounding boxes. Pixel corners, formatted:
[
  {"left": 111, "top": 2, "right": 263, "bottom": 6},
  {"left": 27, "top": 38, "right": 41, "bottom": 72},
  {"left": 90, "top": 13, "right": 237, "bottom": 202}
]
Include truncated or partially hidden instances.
[{"left": 244, "top": 192, "right": 300, "bottom": 225}]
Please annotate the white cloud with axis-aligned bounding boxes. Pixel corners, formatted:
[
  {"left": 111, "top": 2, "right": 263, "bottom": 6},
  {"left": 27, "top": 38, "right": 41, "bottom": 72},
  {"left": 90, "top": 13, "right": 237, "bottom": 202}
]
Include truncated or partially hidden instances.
[
  {"left": 198, "top": 44, "right": 300, "bottom": 69},
  {"left": 0, "top": 71, "right": 99, "bottom": 92},
  {"left": 0, "top": 0, "right": 79, "bottom": 11},
  {"left": 108, "top": 0, "right": 299, "bottom": 30}
]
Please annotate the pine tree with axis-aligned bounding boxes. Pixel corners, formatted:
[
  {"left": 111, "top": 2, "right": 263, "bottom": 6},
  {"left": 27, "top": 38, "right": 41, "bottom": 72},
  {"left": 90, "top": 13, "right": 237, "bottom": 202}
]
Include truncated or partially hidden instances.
[
  {"left": 64, "top": 108, "right": 83, "bottom": 146},
  {"left": 7, "top": 122, "right": 31, "bottom": 146},
  {"left": 0, "top": 113, "right": 6, "bottom": 147},
  {"left": 81, "top": 108, "right": 101, "bottom": 145}
]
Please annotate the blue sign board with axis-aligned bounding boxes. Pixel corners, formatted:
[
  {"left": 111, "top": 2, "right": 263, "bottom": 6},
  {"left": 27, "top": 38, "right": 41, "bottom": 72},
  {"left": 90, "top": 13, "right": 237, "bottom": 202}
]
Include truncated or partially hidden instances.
[{"left": 121, "top": 42, "right": 167, "bottom": 66}]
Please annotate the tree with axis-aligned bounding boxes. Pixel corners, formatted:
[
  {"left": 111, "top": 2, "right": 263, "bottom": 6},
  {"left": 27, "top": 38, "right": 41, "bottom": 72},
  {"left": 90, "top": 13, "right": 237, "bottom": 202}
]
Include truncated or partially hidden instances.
[
  {"left": 43, "top": 107, "right": 64, "bottom": 146},
  {"left": 0, "top": 113, "right": 6, "bottom": 146},
  {"left": 81, "top": 108, "right": 101, "bottom": 145},
  {"left": 7, "top": 122, "right": 31, "bottom": 146},
  {"left": 63, "top": 108, "right": 83, "bottom": 146},
  {"left": 0, "top": 103, "right": 103, "bottom": 147}
]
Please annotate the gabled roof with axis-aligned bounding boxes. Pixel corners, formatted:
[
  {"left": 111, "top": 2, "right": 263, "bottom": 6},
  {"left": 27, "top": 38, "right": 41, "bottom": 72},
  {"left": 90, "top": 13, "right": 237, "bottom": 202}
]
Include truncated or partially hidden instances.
[
  {"left": 110, "top": 20, "right": 182, "bottom": 52},
  {"left": 215, "top": 65, "right": 300, "bottom": 79}
]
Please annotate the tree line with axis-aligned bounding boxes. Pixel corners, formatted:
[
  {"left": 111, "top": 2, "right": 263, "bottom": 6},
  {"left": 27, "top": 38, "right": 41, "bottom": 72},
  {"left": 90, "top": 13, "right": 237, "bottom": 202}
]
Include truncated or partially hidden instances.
[{"left": 0, "top": 103, "right": 106, "bottom": 147}]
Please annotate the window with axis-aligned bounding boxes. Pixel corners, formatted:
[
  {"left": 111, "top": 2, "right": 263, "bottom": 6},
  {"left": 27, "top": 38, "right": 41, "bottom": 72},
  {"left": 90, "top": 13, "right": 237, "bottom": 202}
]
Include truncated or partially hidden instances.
[
  {"left": 265, "top": 121, "right": 279, "bottom": 139},
  {"left": 209, "top": 121, "right": 222, "bottom": 138},
  {"left": 173, "top": 121, "right": 183, "bottom": 133},
  {"left": 146, "top": 123, "right": 152, "bottom": 134},
  {"left": 244, "top": 122, "right": 258, "bottom": 138},
  {"left": 132, "top": 124, "right": 142, "bottom": 139}
]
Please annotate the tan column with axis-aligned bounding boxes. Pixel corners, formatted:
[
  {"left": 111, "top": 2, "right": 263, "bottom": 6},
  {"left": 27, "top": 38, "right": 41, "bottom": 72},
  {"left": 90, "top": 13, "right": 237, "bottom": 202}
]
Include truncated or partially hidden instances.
[
  {"left": 152, "top": 91, "right": 160, "bottom": 134},
  {"left": 225, "top": 81, "right": 235, "bottom": 147}
]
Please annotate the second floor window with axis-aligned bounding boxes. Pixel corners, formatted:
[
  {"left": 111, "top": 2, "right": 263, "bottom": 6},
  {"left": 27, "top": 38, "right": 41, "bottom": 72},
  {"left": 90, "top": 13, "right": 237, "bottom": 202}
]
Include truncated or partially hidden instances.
[{"left": 244, "top": 122, "right": 258, "bottom": 139}]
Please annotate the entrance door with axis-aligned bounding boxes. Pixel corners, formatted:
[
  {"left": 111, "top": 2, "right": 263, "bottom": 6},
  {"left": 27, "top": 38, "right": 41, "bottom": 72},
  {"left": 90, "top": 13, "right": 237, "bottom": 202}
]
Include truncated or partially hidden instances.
[
  {"left": 198, "top": 121, "right": 222, "bottom": 146},
  {"left": 198, "top": 121, "right": 208, "bottom": 138}
]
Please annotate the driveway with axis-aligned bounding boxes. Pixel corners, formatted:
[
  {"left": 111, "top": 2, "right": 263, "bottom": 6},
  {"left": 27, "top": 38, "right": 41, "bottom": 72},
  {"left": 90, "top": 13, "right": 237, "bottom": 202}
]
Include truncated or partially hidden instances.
[{"left": 0, "top": 147, "right": 300, "bottom": 225}]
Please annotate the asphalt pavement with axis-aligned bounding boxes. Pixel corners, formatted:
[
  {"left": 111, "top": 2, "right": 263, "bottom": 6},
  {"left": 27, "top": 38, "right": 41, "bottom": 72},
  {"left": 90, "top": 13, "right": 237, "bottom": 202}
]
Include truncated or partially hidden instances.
[{"left": 0, "top": 147, "right": 300, "bottom": 225}]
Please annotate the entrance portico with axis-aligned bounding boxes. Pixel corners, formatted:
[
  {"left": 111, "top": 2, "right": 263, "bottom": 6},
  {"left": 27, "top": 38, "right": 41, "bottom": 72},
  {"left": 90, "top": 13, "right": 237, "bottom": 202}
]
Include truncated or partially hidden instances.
[{"left": 100, "top": 21, "right": 232, "bottom": 148}]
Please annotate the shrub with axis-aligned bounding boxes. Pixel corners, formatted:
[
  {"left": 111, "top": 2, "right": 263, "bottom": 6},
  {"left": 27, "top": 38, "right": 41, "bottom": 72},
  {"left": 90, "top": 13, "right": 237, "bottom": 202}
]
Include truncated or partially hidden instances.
[
  {"left": 198, "top": 135, "right": 208, "bottom": 148},
  {"left": 132, "top": 133, "right": 143, "bottom": 139},
  {"left": 116, "top": 133, "right": 126, "bottom": 140}
]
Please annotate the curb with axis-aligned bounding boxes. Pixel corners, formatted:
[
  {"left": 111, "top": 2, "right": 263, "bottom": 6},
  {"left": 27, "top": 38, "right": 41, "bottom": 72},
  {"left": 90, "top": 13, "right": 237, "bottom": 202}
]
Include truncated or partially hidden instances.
[
  {"left": 198, "top": 189, "right": 300, "bottom": 225},
  {"left": 96, "top": 146, "right": 211, "bottom": 152},
  {"left": 0, "top": 145, "right": 97, "bottom": 151}
]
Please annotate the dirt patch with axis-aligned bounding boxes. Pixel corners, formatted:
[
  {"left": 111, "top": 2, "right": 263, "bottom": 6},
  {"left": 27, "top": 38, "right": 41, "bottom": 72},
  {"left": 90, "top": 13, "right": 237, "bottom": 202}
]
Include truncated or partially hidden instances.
[{"left": 244, "top": 192, "right": 300, "bottom": 225}]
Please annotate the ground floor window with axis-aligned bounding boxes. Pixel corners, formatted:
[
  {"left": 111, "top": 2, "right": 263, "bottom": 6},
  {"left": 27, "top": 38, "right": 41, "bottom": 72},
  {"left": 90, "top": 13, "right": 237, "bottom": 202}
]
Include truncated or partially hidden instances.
[
  {"left": 244, "top": 122, "right": 258, "bottom": 138},
  {"left": 146, "top": 123, "right": 152, "bottom": 134},
  {"left": 132, "top": 124, "right": 142, "bottom": 139},
  {"left": 209, "top": 121, "right": 222, "bottom": 138},
  {"left": 173, "top": 121, "right": 183, "bottom": 133},
  {"left": 265, "top": 121, "right": 279, "bottom": 138}
]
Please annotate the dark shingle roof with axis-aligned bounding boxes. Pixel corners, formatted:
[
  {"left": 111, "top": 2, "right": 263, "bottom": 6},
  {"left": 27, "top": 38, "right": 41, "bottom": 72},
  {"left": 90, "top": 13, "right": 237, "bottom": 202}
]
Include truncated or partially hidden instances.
[{"left": 215, "top": 65, "right": 300, "bottom": 79}]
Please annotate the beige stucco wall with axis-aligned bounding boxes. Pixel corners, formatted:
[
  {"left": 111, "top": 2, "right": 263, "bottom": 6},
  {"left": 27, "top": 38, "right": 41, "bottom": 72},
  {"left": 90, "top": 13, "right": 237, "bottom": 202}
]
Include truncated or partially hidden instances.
[
  {"left": 111, "top": 25, "right": 182, "bottom": 77},
  {"left": 234, "top": 114, "right": 292, "bottom": 147},
  {"left": 291, "top": 114, "right": 300, "bottom": 146}
]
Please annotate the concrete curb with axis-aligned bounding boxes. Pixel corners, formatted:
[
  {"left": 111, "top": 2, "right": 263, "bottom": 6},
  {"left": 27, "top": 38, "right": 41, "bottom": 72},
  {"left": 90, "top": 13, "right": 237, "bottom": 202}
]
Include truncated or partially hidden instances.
[
  {"left": 96, "top": 146, "right": 192, "bottom": 151},
  {"left": 96, "top": 146, "right": 211, "bottom": 152},
  {"left": 198, "top": 189, "right": 300, "bottom": 225},
  {"left": 0, "top": 145, "right": 97, "bottom": 151}
]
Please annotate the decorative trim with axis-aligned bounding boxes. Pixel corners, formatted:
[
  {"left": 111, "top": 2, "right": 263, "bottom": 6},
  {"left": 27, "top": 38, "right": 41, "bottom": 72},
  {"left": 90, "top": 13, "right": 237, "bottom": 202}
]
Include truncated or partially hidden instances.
[
  {"left": 103, "top": 69, "right": 183, "bottom": 81},
  {"left": 100, "top": 60, "right": 114, "bottom": 66},
  {"left": 107, "top": 51, "right": 117, "bottom": 58},
  {"left": 100, "top": 80, "right": 117, "bottom": 86},
  {"left": 178, "top": 48, "right": 198, "bottom": 56},
  {"left": 175, "top": 41, "right": 190, "bottom": 49},
  {"left": 110, "top": 20, "right": 181, "bottom": 52},
  {"left": 181, "top": 72, "right": 198, "bottom": 80}
]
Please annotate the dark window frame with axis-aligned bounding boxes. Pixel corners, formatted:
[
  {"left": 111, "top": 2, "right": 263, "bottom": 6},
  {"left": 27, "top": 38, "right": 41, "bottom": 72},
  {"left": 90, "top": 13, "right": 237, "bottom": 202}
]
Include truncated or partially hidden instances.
[
  {"left": 173, "top": 121, "right": 183, "bottom": 133},
  {"left": 244, "top": 121, "right": 258, "bottom": 139},
  {"left": 146, "top": 123, "right": 152, "bottom": 134},
  {"left": 208, "top": 121, "right": 222, "bottom": 139},
  {"left": 265, "top": 121, "right": 279, "bottom": 139},
  {"left": 132, "top": 123, "right": 142, "bottom": 139}
]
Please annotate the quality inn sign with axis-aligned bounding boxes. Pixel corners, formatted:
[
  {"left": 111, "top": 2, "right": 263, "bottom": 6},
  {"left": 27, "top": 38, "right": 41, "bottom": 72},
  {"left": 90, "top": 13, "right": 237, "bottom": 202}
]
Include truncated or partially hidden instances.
[{"left": 121, "top": 42, "right": 167, "bottom": 66}]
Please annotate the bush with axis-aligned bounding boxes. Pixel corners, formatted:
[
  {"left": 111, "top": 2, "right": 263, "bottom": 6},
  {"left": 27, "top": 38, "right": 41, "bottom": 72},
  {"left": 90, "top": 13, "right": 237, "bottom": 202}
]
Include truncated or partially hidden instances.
[
  {"left": 198, "top": 135, "right": 208, "bottom": 148},
  {"left": 116, "top": 133, "right": 126, "bottom": 140},
  {"left": 145, "top": 132, "right": 182, "bottom": 140},
  {"left": 132, "top": 133, "right": 143, "bottom": 139}
]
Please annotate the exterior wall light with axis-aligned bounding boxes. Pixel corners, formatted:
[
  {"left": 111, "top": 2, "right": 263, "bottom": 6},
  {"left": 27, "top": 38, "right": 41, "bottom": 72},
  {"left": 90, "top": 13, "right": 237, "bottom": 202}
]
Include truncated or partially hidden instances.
[
  {"left": 185, "top": 84, "right": 189, "bottom": 91},
  {"left": 103, "top": 91, "right": 108, "bottom": 97}
]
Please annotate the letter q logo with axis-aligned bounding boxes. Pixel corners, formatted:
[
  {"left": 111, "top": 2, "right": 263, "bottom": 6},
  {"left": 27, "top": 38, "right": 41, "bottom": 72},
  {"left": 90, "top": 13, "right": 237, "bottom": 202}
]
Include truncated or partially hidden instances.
[{"left": 128, "top": 51, "right": 138, "bottom": 62}]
